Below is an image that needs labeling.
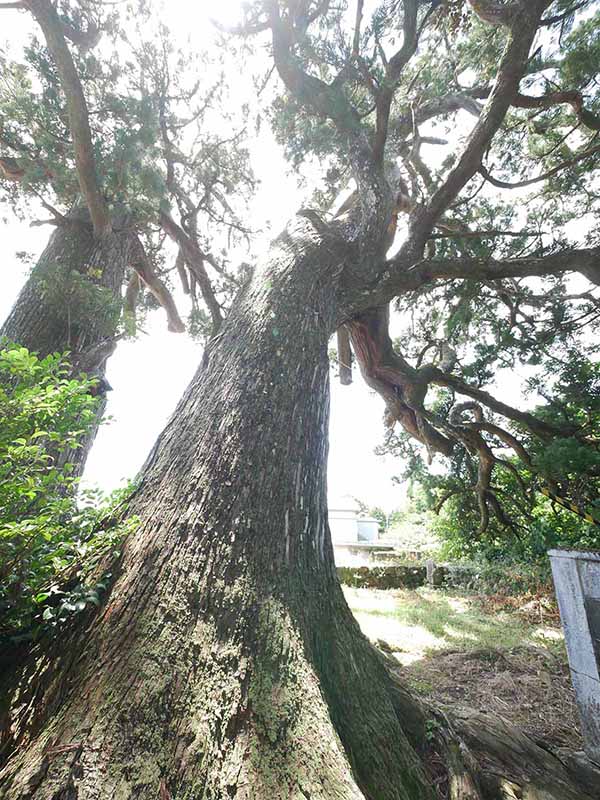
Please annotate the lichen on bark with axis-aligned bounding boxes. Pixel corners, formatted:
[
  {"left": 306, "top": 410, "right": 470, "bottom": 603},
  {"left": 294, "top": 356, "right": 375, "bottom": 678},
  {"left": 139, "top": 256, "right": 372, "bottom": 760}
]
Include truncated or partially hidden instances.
[{"left": 0, "top": 218, "right": 598, "bottom": 800}]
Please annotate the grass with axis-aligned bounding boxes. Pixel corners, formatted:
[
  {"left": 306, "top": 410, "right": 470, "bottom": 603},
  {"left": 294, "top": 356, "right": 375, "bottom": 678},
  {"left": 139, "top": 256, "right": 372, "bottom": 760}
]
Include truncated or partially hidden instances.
[
  {"left": 344, "top": 585, "right": 579, "bottom": 749},
  {"left": 344, "top": 585, "right": 564, "bottom": 663}
]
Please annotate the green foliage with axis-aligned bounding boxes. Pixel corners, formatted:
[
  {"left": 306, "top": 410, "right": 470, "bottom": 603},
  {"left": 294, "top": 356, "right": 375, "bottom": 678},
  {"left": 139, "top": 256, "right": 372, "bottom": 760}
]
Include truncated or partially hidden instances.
[
  {"left": 383, "top": 352, "right": 600, "bottom": 571},
  {"left": 34, "top": 259, "right": 123, "bottom": 340},
  {"left": 442, "top": 556, "right": 556, "bottom": 598},
  {"left": 431, "top": 485, "right": 600, "bottom": 565},
  {"left": 0, "top": 344, "right": 136, "bottom": 642},
  {"left": 1, "top": 3, "right": 255, "bottom": 338}
]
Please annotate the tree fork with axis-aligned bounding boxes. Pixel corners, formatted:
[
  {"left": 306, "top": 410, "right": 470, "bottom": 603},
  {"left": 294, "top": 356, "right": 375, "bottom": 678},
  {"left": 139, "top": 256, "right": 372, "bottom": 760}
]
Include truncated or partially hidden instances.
[{"left": 1, "top": 220, "right": 597, "bottom": 799}]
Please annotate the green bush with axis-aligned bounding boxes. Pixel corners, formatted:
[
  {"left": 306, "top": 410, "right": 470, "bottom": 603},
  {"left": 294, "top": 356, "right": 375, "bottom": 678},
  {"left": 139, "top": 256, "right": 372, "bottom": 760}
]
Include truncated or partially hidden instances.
[
  {"left": 431, "top": 480, "right": 600, "bottom": 566},
  {"left": 441, "top": 557, "right": 554, "bottom": 597},
  {"left": 0, "top": 343, "right": 136, "bottom": 643}
]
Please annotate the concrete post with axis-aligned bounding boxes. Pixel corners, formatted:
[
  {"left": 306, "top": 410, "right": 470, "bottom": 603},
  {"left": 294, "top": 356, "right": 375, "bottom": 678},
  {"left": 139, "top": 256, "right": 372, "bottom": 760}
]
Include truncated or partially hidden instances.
[
  {"left": 549, "top": 548, "right": 600, "bottom": 765},
  {"left": 426, "top": 558, "right": 436, "bottom": 587}
]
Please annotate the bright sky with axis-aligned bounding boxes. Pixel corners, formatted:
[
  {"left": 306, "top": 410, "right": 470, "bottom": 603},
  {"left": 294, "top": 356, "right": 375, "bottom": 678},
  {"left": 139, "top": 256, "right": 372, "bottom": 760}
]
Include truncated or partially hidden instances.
[
  {"left": 0, "top": 213, "right": 408, "bottom": 510},
  {"left": 0, "top": 0, "right": 546, "bottom": 512}
]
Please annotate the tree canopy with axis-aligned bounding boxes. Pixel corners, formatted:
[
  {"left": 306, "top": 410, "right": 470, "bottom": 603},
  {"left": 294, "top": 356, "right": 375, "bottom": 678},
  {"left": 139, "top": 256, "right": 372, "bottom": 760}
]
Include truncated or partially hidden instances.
[
  {"left": 1, "top": 0, "right": 254, "bottom": 338},
  {"left": 2, "top": 3, "right": 600, "bottom": 798},
  {"left": 3, "top": 0, "right": 600, "bottom": 540},
  {"left": 244, "top": 0, "right": 600, "bottom": 538}
]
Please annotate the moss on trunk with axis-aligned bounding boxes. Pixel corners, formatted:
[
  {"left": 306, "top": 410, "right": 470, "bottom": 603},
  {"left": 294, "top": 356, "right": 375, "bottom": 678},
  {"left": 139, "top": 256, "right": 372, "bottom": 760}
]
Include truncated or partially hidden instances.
[{"left": 0, "top": 219, "right": 597, "bottom": 800}]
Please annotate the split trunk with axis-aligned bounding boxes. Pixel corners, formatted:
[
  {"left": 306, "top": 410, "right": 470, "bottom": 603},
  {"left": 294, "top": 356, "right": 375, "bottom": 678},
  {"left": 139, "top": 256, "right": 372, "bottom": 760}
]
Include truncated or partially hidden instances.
[{"left": 0, "top": 221, "right": 597, "bottom": 799}]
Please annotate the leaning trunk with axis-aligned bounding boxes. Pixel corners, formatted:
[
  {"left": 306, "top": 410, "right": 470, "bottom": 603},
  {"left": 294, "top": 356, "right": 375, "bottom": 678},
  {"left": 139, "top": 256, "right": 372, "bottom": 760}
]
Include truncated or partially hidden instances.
[
  {"left": 1, "top": 207, "right": 134, "bottom": 477},
  {"left": 0, "top": 220, "right": 432, "bottom": 798},
  {"left": 0, "top": 221, "right": 597, "bottom": 799}
]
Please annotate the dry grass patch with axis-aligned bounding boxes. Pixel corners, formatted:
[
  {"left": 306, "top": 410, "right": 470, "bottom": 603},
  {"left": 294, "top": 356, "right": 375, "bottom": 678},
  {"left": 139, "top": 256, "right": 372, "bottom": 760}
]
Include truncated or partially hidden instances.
[{"left": 344, "top": 586, "right": 581, "bottom": 750}]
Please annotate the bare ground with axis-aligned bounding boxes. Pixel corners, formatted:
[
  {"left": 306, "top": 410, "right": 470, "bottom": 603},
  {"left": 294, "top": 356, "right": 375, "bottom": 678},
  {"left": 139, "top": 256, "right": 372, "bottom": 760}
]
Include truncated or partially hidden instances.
[{"left": 343, "top": 586, "right": 582, "bottom": 751}]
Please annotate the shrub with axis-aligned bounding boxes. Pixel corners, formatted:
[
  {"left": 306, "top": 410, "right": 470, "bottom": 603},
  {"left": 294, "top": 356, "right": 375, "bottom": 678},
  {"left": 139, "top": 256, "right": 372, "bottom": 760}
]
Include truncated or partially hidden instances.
[{"left": 0, "top": 343, "right": 135, "bottom": 642}]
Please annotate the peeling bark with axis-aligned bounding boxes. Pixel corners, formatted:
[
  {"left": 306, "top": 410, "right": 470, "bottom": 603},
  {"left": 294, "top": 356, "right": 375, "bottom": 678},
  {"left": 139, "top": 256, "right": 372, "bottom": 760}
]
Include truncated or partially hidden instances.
[{"left": 1, "top": 218, "right": 596, "bottom": 799}]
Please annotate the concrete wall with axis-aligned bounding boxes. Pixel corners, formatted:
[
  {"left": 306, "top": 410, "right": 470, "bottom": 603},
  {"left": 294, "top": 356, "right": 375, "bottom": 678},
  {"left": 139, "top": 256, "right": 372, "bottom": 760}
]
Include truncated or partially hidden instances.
[
  {"left": 549, "top": 549, "right": 600, "bottom": 765},
  {"left": 329, "top": 511, "right": 358, "bottom": 544}
]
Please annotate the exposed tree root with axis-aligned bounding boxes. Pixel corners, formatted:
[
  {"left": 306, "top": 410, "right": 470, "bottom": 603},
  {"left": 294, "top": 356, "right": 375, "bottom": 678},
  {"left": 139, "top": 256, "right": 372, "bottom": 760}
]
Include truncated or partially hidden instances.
[
  {"left": 383, "top": 656, "right": 600, "bottom": 800},
  {"left": 443, "top": 707, "right": 600, "bottom": 799}
]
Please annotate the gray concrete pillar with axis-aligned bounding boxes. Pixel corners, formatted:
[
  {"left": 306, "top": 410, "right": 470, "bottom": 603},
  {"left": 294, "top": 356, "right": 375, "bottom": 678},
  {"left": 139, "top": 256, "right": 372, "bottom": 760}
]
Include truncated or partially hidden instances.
[{"left": 549, "top": 548, "right": 600, "bottom": 765}]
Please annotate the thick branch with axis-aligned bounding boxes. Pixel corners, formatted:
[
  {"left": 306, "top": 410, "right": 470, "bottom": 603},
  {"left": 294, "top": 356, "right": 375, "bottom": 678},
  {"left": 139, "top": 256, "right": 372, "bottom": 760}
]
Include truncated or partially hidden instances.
[
  {"left": 480, "top": 142, "right": 600, "bottom": 189},
  {"left": 347, "top": 306, "right": 455, "bottom": 458},
  {"left": 362, "top": 245, "right": 600, "bottom": 310},
  {"left": 428, "top": 229, "right": 539, "bottom": 239},
  {"left": 175, "top": 248, "right": 190, "bottom": 295},
  {"left": 267, "top": 0, "right": 361, "bottom": 135},
  {"left": 372, "top": 0, "right": 419, "bottom": 163},
  {"left": 60, "top": 18, "right": 101, "bottom": 52},
  {"left": 541, "top": 1, "right": 588, "bottom": 25},
  {"left": 265, "top": 0, "right": 393, "bottom": 245},
  {"left": 131, "top": 238, "right": 186, "bottom": 333},
  {"left": 430, "top": 370, "right": 566, "bottom": 440},
  {"left": 391, "top": 93, "right": 484, "bottom": 142},
  {"left": 124, "top": 271, "right": 141, "bottom": 319},
  {"left": 25, "top": 0, "right": 110, "bottom": 237},
  {"left": 160, "top": 211, "right": 223, "bottom": 334},
  {"left": 514, "top": 89, "right": 600, "bottom": 131},
  {"left": 416, "top": 2, "right": 548, "bottom": 234}
]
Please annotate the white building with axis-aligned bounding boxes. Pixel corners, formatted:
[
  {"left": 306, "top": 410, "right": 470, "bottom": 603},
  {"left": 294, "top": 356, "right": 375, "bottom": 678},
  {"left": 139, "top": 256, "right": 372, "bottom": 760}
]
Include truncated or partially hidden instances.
[{"left": 328, "top": 496, "right": 380, "bottom": 544}]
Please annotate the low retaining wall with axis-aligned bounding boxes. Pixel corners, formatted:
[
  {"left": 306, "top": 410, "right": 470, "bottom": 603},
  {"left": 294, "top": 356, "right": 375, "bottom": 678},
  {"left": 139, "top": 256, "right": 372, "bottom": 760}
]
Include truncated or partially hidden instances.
[{"left": 337, "top": 562, "right": 477, "bottom": 590}]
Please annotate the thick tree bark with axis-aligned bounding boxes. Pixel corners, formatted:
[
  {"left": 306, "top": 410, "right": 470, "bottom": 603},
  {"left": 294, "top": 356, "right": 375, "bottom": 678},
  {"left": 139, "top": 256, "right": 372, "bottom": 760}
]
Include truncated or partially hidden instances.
[
  {"left": 1, "top": 208, "right": 135, "bottom": 477},
  {"left": 0, "top": 221, "right": 597, "bottom": 799},
  {"left": 0, "top": 219, "right": 433, "bottom": 798}
]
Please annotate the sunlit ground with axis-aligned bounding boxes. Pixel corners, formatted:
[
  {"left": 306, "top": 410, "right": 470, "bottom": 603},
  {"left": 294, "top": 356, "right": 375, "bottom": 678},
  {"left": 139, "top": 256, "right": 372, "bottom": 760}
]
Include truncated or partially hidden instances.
[
  {"left": 344, "top": 585, "right": 580, "bottom": 749},
  {"left": 344, "top": 586, "right": 565, "bottom": 666}
]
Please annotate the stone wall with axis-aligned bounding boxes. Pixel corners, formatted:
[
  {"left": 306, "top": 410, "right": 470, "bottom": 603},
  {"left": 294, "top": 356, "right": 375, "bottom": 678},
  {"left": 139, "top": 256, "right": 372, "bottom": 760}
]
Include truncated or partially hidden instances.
[{"left": 337, "top": 561, "right": 478, "bottom": 590}]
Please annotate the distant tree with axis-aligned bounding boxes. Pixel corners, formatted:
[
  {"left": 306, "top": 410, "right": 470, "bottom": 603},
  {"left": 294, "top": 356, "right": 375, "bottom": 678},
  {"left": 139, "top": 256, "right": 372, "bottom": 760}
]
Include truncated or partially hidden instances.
[
  {"left": 2, "top": 2, "right": 600, "bottom": 798},
  {"left": 0, "top": 0, "right": 252, "bottom": 476}
]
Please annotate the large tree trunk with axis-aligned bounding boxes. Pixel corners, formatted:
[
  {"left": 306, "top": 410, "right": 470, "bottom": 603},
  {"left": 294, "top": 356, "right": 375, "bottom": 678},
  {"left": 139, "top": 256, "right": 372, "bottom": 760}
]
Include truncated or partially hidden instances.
[
  {"left": 0, "top": 221, "right": 597, "bottom": 799},
  {"left": 1, "top": 207, "right": 134, "bottom": 477}
]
